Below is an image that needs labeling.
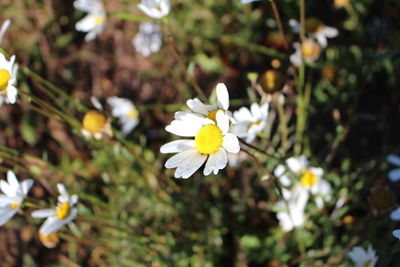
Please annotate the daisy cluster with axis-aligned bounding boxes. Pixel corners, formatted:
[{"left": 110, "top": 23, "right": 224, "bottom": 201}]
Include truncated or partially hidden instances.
[
  {"left": 74, "top": 0, "right": 169, "bottom": 57},
  {"left": 160, "top": 83, "right": 270, "bottom": 178},
  {"left": 0, "top": 171, "right": 78, "bottom": 249}
]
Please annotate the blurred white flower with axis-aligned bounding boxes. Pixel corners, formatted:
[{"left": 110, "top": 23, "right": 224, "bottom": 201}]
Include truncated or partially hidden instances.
[
  {"left": 290, "top": 39, "right": 321, "bottom": 67},
  {"left": 107, "top": 96, "right": 139, "bottom": 135},
  {"left": 0, "top": 53, "right": 18, "bottom": 105},
  {"left": 347, "top": 245, "right": 378, "bottom": 267},
  {"left": 227, "top": 151, "right": 247, "bottom": 167},
  {"left": 387, "top": 154, "right": 400, "bottom": 182},
  {"left": 160, "top": 110, "right": 240, "bottom": 178},
  {"left": 132, "top": 22, "right": 162, "bottom": 57},
  {"left": 0, "top": 171, "right": 33, "bottom": 226},
  {"left": 0, "top": 19, "right": 11, "bottom": 45},
  {"left": 74, "top": 0, "right": 106, "bottom": 41},
  {"left": 32, "top": 184, "right": 78, "bottom": 236},
  {"left": 232, "top": 102, "right": 269, "bottom": 143},
  {"left": 289, "top": 18, "right": 338, "bottom": 47},
  {"left": 275, "top": 184, "right": 309, "bottom": 232},
  {"left": 274, "top": 155, "right": 331, "bottom": 209},
  {"left": 138, "top": 0, "right": 170, "bottom": 19}
]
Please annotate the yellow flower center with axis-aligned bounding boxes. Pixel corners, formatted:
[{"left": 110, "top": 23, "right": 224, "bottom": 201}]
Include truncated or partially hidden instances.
[
  {"left": 56, "top": 202, "right": 70, "bottom": 220},
  {"left": 364, "top": 260, "right": 372, "bottom": 267},
  {"left": 334, "top": 0, "right": 348, "bottom": 8},
  {"left": 300, "top": 170, "right": 318, "bottom": 187},
  {"left": 39, "top": 231, "right": 59, "bottom": 248},
  {"left": 83, "top": 110, "right": 107, "bottom": 134},
  {"left": 195, "top": 124, "right": 223, "bottom": 154},
  {"left": 10, "top": 202, "right": 20, "bottom": 209},
  {"left": 301, "top": 39, "right": 321, "bottom": 60},
  {"left": 128, "top": 109, "right": 138, "bottom": 119},
  {"left": 0, "top": 69, "right": 11, "bottom": 92},
  {"left": 95, "top": 16, "right": 105, "bottom": 25},
  {"left": 259, "top": 70, "right": 285, "bottom": 94},
  {"left": 207, "top": 109, "right": 224, "bottom": 123}
]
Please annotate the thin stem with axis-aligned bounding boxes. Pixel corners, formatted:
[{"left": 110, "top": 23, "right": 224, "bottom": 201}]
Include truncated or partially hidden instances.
[
  {"left": 269, "top": 0, "right": 289, "bottom": 49},
  {"left": 299, "top": 0, "right": 305, "bottom": 41}
]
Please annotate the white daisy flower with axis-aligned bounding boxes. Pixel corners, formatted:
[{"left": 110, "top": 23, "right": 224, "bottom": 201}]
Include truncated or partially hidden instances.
[
  {"left": 183, "top": 83, "right": 233, "bottom": 123},
  {"left": 160, "top": 110, "right": 240, "bottom": 178},
  {"left": 347, "top": 245, "right": 378, "bottom": 267},
  {"left": 290, "top": 39, "right": 321, "bottom": 67},
  {"left": 132, "top": 22, "right": 162, "bottom": 57},
  {"left": 0, "top": 171, "right": 33, "bottom": 226},
  {"left": 107, "top": 96, "right": 139, "bottom": 135},
  {"left": 74, "top": 0, "right": 106, "bottom": 42},
  {"left": 275, "top": 184, "right": 309, "bottom": 232},
  {"left": 138, "top": 0, "right": 170, "bottom": 19},
  {"left": 393, "top": 229, "right": 400, "bottom": 240},
  {"left": 274, "top": 155, "right": 331, "bottom": 208},
  {"left": 232, "top": 102, "right": 269, "bottom": 143},
  {"left": 387, "top": 154, "right": 400, "bottom": 182},
  {"left": 0, "top": 53, "right": 18, "bottom": 105},
  {"left": 81, "top": 110, "right": 112, "bottom": 139},
  {"left": 289, "top": 18, "right": 338, "bottom": 48},
  {"left": 0, "top": 19, "right": 11, "bottom": 45},
  {"left": 32, "top": 184, "right": 78, "bottom": 236}
]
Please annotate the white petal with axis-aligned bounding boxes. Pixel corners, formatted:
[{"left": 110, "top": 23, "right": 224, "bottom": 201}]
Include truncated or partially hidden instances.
[
  {"left": 316, "top": 34, "right": 328, "bottom": 48},
  {"left": 234, "top": 107, "right": 253, "bottom": 122},
  {"left": 387, "top": 155, "right": 400, "bottom": 166},
  {"left": 286, "top": 157, "right": 303, "bottom": 173},
  {"left": 6, "top": 171, "right": 19, "bottom": 191},
  {"left": 222, "top": 133, "right": 240, "bottom": 153},
  {"left": 21, "top": 179, "right": 34, "bottom": 195},
  {"left": 165, "top": 120, "right": 204, "bottom": 137},
  {"left": 0, "top": 207, "right": 17, "bottom": 226},
  {"left": 41, "top": 217, "right": 63, "bottom": 236},
  {"left": 174, "top": 111, "right": 213, "bottom": 125},
  {"left": 70, "top": 195, "right": 79, "bottom": 206},
  {"left": 216, "top": 83, "right": 229, "bottom": 110},
  {"left": 121, "top": 119, "right": 139, "bottom": 135},
  {"left": 389, "top": 169, "right": 400, "bottom": 182},
  {"left": 0, "top": 19, "right": 11, "bottom": 44},
  {"left": 160, "top": 140, "right": 195, "bottom": 154},
  {"left": 186, "top": 98, "right": 213, "bottom": 116},
  {"left": 0, "top": 180, "right": 15, "bottom": 197},
  {"left": 6, "top": 85, "right": 17, "bottom": 104},
  {"left": 32, "top": 209, "right": 55, "bottom": 218},
  {"left": 174, "top": 152, "right": 207, "bottom": 179},
  {"left": 203, "top": 149, "right": 227, "bottom": 176},
  {"left": 321, "top": 26, "right": 338, "bottom": 38},
  {"left": 165, "top": 149, "right": 197, "bottom": 169},
  {"left": 393, "top": 229, "right": 400, "bottom": 239},
  {"left": 250, "top": 103, "right": 261, "bottom": 120},
  {"left": 57, "top": 183, "right": 69, "bottom": 200},
  {"left": 391, "top": 207, "right": 400, "bottom": 221},
  {"left": 216, "top": 110, "right": 229, "bottom": 134},
  {"left": 289, "top": 19, "right": 300, "bottom": 33}
]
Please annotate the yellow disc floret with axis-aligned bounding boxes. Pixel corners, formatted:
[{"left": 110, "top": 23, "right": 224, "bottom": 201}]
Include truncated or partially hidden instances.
[
  {"left": 0, "top": 69, "right": 11, "bottom": 92},
  {"left": 195, "top": 124, "right": 223, "bottom": 154},
  {"left": 83, "top": 110, "right": 107, "bottom": 134},
  {"left": 300, "top": 170, "right": 318, "bottom": 187},
  {"left": 95, "top": 16, "right": 105, "bottom": 25},
  {"left": 128, "top": 109, "right": 138, "bottom": 119},
  {"left": 56, "top": 202, "right": 70, "bottom": 220},
  {"left": 10, "top": 202, "right": 20, "bottom": 209}
]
